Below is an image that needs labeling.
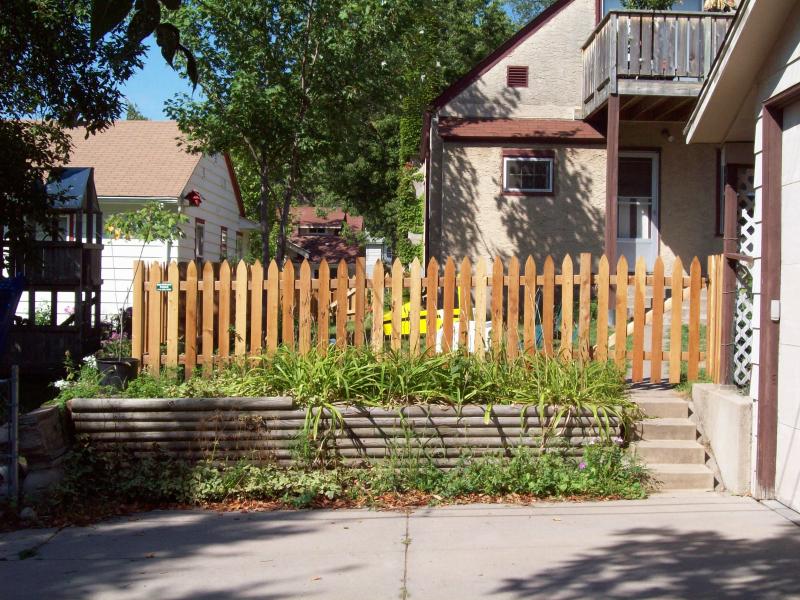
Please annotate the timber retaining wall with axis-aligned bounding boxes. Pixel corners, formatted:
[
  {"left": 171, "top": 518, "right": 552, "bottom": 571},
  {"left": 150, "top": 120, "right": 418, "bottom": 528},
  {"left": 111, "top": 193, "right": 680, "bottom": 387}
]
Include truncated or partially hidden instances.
[{"left": 68, "top": 398, "right": 622, "bottom": 466}]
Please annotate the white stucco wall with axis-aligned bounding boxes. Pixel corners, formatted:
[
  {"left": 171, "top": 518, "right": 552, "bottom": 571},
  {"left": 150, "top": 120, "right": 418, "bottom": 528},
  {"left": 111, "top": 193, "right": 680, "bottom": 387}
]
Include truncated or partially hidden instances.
[{"left": 440, "top": 0, "right": 595, "bottom": 120}]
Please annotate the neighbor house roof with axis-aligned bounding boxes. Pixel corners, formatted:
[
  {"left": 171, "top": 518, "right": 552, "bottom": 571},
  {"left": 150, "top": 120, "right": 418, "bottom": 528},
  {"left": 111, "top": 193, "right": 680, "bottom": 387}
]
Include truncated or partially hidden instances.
[
  {"left": 289, "top": 235, "right": 362, "bottom": 263},
  {"left": 290, "top": 206, "right": 364, "bottom": 231},
  {"left": 685, "top": 0, "right": 798, "bottom": 143},
  {"left": 66, "top": 121, "right": 201, "bottom": 198},
  {"left": 438, "top": 117, "right": 605, "bottom": 143}
]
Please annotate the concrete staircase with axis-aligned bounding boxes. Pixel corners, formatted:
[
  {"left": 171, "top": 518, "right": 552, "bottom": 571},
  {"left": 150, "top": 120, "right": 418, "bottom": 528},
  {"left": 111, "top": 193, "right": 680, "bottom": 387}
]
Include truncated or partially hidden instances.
[{"left": 630, "top": 388, "right": 715, "bottom": 491}]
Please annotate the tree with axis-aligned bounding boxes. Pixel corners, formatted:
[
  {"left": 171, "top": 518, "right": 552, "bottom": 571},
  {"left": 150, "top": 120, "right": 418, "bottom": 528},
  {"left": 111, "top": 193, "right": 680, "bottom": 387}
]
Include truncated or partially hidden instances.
[
  {"left": 314, "top": 1, "right": 514, "bottom": 263},
  {"left": 622, "top": 0, "right": 675, "bottom": 8},
  {"left": 126, "top": 101, "right": 149, "bottom": 120},
  {"left": 505, "top": 0, "right": 559, "bottom": 25},
  {"left": 0, "top": 0, "right": 145, "bottom": 266},
  {"left": 166, "top": 0, "right": 416, "bottom": 265}
]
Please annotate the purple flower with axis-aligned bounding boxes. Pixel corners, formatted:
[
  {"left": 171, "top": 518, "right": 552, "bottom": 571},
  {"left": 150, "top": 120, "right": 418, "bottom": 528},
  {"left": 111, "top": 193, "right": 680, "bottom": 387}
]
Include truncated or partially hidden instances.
[
  {"left": 578, "top": 461, "right": 587, "bottom": 470},
  {"left": 110, "top": 332, "right": 120, "bottom": 340}
]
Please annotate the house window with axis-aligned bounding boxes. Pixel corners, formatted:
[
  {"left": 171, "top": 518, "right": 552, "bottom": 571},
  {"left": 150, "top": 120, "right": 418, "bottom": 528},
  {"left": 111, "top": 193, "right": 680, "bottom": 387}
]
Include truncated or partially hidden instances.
[
  {"left": 507, "top": 66, "right": 529, "bottom": 88},
  {"left": 502, "top": 154, "right": 554, "bottom": 194},
  {"left": 195, "top": 219, "right": 205, "bottom": 261},
  {"left": 220, "top": 226, "right": 228, "bottom": 259},
  {"left": 235, "top": 231, "right": 244, "bottom": 259}
]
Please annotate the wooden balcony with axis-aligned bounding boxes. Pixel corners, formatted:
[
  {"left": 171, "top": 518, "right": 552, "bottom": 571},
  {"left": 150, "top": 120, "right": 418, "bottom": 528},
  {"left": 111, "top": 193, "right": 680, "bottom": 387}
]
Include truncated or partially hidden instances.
[{"left": 582, "top": 11, "right": 734, "bottom": 119}]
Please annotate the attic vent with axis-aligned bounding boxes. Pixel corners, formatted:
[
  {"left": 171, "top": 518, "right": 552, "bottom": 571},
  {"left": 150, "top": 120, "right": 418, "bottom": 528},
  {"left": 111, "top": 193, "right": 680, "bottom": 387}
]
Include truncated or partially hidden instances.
[{"left": 507, "top": 66, "right": 529, "bottom": 88}]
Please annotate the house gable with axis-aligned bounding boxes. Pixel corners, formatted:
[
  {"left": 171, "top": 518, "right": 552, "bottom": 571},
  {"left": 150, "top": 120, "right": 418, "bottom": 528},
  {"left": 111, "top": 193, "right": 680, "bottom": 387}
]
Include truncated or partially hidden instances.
[{"left": 433, "top": 0, "right": 596, "bottom": 120}]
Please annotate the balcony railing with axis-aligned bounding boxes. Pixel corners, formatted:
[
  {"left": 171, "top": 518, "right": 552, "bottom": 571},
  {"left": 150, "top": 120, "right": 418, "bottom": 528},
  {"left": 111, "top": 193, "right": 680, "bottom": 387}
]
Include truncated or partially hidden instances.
[{"left": 582, "top": 11, "right": 734, "bottom": 117}]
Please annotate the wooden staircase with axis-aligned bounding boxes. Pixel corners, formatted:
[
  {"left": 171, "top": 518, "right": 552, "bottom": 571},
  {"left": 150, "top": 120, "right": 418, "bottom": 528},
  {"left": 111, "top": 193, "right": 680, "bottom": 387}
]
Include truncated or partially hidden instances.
[{"left": 630, "top": 388, "right": 715, "bottom": 491}]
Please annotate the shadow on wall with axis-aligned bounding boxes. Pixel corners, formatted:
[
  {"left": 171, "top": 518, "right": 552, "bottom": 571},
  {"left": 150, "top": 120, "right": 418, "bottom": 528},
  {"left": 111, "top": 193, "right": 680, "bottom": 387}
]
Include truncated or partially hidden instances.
[
  {"left": 440, "top": 143, "right": 604, "bottom": 264},
  {"left": 494, "top": 148, "right": 603, "bottom": 264},
  {"left": 494, "top": 525, "right": 800, "bottom": 599}
]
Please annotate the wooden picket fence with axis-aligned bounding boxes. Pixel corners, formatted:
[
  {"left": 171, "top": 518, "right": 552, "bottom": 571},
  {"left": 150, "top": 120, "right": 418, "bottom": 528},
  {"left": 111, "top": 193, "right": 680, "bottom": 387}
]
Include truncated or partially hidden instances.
[{"left": 131, "top": 253, "right": 725, "bottom": 385}]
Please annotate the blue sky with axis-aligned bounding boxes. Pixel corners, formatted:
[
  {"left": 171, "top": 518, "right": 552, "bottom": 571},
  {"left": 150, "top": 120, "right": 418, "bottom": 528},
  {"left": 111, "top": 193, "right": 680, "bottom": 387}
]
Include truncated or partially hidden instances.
[{"left": 120, "top": 37, "right": 194, "bottom": 119}]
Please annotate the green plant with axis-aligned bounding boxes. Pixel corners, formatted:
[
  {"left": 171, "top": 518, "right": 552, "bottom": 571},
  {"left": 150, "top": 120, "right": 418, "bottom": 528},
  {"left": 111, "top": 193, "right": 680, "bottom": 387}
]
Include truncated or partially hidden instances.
[
  {"left": 104, "top": 202, "right": 188, "bottom": 243},
  {"left": 96, "top": 332, "right": 132, "bottom": 359},
  {"left": 621, "top": 0, "right": 675, "bottom": 9},
  {"left": 34, "top": 303, "right": 52, "bottom": 326},
  {"left": 42, "top": 438, "right": 647, "bottom": 520}
]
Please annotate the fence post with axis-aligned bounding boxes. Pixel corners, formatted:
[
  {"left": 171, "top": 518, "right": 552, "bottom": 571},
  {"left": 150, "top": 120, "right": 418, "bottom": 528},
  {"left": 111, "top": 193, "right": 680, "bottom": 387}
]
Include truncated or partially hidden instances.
[{"left": 131, "top": 260, "right": 144, "bottom": 366}]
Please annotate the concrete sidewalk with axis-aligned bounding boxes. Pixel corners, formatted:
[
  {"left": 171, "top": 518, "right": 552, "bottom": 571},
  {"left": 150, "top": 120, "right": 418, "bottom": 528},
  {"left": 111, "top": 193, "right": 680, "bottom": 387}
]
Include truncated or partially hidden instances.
[{"left": 2, "top": 493, "right": 799, "bottom": 599}]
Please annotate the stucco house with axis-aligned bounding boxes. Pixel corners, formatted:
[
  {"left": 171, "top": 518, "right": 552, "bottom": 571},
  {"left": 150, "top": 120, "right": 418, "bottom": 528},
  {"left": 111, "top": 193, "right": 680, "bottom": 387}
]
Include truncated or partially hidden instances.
[
  {"left": 422, "top": 0, "right": 736, "bottom": 273},
  {"left": 686, "top": 0, "right": 800, "bottom": 512},
  {"left": 62, "top": 121, "right": 257, "bottom": 318}
]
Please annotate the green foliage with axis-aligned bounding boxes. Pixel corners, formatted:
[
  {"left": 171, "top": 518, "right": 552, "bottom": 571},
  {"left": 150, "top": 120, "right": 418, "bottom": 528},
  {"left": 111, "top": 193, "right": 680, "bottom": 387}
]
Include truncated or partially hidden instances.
[
  {"left": 104, "top": 202, "right": 188, "bottom": 243},
  {"left": 56, "top": 347, "right": 638, "bottom": 437},
  {"left": 89, "top": 0, "right": 198, "bottom": 87},
  {"left": 1, "top": 0, "right": 145, "bottom": 266},
  {"left": 504, "top": 0, "right": 559, "bottom": 25},
  {"left": 125, "top": 101, "right": 148, "bottom": 120},
  {"left": 46, "top": 439, "right": 647, "bottom": 514},
  {"left": 34, "top": 303, "right": 52, "bottom": 327},
  {"left": 621, "top": 0, "right": 676, "bottom": 9}
]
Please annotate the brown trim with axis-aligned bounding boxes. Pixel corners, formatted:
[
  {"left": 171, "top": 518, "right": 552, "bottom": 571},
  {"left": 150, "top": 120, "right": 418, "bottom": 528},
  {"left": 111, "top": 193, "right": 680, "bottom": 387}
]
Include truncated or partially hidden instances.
[
  {"left": 755, "top": 106, "right": 783, "bottom": 498},
  {"left": 715, "top": 149, "right": 723, "bottom": 237},
  {"left": 605, "top": 96, "right": 620, "bottom": 264},
  {"left": 501, "top": 149, "right": 555, "bottom": 158},
  {"left": 595, "top": 0, "right": 602, "bottom": 24},
  {"left": 441, "top": 136, "right": 605, "bottom": 145},
  {"left": 429, "top": 0, "right": 573, "bottom": 109},
  {"left": 194, "top": 217, "right": 205, "bottom": 224},
  {"left": 223, "top": 153, "right": 246, "bottom": 219},
  {"left": 500, "top": 150, "right": 556, "bottom": 197},
  {"left": 506, "top": 65, "right": 529, "bottom": 88}
]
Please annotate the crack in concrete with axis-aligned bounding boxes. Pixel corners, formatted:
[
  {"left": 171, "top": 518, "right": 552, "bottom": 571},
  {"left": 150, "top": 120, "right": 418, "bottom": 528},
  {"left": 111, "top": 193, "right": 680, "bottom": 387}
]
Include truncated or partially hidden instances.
[{"left": 400, "top": 510, "right": 411, "bottom": 599}]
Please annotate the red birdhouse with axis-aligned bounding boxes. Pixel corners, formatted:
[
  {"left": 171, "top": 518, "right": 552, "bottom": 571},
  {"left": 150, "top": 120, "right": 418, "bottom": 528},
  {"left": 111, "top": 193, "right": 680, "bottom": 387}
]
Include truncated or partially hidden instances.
[{"left": 184, "top": 190, "right": 202, "bottom": 207}]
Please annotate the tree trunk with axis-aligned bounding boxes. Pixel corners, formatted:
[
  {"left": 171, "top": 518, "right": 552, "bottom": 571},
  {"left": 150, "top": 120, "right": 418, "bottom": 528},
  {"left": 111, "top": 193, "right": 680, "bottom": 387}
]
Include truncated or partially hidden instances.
[{"left": 259, "top": 162, "right": 271, "bottom": 266}]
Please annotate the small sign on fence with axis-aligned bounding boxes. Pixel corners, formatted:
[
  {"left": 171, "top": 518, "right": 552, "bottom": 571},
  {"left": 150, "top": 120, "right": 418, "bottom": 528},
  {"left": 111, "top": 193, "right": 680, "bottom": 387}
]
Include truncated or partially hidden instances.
[{"left": 156, "top": 282, "right": 173, "bottom": 292}]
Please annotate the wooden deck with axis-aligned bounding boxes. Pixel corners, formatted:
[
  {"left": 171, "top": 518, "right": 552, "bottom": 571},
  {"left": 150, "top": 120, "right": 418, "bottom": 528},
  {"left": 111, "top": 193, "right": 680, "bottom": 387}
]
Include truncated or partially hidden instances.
[{"left": 582, "top": 11, "right": 733, "bottom": 118}]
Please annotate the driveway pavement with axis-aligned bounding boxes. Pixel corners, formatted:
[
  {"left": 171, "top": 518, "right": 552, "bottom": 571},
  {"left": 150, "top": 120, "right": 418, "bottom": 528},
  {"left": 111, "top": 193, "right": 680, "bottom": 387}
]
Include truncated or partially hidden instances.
[{"left": 2, "top": 492, "right": 799, "bottom": 599}]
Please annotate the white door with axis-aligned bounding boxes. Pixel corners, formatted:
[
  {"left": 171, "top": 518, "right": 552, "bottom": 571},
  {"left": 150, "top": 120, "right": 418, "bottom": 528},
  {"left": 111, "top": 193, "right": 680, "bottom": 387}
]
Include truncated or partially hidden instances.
[
  {"left": 777, "top": 100, "right": 800, "bottom": 512},
  {"left": 617, "top": 152, "right": 660, "bottom": 271}
]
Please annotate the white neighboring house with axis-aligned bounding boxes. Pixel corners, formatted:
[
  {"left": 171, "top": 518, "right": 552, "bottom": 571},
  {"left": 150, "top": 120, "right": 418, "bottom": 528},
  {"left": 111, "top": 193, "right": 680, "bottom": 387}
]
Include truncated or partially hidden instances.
[{"left": 65, "top": 120, "right": 258, "bottom": 319}]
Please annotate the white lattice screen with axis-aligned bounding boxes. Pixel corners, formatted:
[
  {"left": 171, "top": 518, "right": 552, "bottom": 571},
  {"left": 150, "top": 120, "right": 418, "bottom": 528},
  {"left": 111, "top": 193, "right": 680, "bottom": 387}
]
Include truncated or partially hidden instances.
[{"left": 733, "top": 169, "right": 756, "bottom": 388}]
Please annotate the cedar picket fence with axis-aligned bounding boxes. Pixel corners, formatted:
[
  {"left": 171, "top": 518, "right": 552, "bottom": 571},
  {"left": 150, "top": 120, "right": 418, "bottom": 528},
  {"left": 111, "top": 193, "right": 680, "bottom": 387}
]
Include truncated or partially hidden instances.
[{"left": 130, "top": 253, "right": 725, "bottom": 385}]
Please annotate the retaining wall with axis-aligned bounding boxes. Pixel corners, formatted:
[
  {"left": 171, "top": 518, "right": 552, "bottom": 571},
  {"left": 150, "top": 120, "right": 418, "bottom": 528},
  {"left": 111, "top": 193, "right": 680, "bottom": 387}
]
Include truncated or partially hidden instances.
[{"left": 68, "top": 398, "right": 622, "bottom": 466}]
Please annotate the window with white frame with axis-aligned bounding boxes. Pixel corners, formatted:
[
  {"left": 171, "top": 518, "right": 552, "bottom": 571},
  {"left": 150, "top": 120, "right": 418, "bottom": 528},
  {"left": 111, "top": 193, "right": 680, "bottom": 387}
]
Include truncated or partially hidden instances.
[
  {"left": 503, "top": 156, "right": 554, "bottom": 194},
  {"left": 220, "top": 226, "right": 228, "bottom": 259},
  {"left": 195, "top": 219, "right": 205, "bottom": 261}
]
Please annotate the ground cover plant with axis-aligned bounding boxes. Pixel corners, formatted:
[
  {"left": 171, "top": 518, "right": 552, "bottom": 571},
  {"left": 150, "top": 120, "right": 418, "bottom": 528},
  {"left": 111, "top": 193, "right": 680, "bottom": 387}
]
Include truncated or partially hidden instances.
[{"left": 33, "top": 436, "right": 648, "bottom": 524}]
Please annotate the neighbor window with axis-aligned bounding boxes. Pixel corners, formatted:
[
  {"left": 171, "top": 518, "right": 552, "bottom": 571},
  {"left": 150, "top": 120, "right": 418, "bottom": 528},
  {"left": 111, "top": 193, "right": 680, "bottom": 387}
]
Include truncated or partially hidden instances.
[
  {"left": 195, "top": 219, "right": 205, "bottom": 261},
  {"left": 235, "top": 231, "right": 244, "bottom": 259},
  {"left": 503, "top": 155, "right": 554, "bottom": 194},
  {"left": 220, "top": 226, "right": 228, "bottom": 259},
  {"left": 507, "top": 66, "right": 529, "bottom": 88}
]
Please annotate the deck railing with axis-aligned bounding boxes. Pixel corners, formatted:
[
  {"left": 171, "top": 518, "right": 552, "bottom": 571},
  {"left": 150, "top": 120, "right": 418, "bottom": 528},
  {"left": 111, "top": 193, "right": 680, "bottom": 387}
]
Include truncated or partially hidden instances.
[{"left": 582, "top": 10, "right": 733, "bottom": 115}]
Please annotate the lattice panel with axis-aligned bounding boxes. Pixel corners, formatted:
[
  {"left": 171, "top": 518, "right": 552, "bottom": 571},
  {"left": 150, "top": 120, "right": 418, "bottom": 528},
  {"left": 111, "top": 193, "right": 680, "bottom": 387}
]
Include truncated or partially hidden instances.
[{"left": 733, "top": 169, "right": 755, "bottom": 388}]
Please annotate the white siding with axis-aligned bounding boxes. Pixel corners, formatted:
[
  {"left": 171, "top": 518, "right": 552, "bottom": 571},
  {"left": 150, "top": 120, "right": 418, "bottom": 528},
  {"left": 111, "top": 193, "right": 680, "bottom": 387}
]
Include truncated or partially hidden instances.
[
  {"left": 179, "top": 154, "right": 246, "bottom": 263},
  {"left": 100, "top": 237, "right": 169, "bottom": 319},
  {"left": 776, "top": 100, "right": 800, "bottom": 512}
]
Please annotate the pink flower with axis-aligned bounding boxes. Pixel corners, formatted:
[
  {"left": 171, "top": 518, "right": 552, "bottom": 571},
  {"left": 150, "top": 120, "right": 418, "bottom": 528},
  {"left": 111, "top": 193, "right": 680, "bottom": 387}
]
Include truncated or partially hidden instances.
[
  {"left": 578, "top": 462, "right": 587, "bottom": 470},
  {"left": 63, "top": 306, "right": 74, "bottom": 315},
  {"left": 110, "top": 332, "right": 120, "bottom": 340}
]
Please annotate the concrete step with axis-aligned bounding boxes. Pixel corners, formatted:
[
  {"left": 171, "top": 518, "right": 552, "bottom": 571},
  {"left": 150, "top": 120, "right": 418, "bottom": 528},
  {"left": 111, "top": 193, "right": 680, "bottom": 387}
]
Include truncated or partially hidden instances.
[
  {"left": 636, "top": 418, "right": 697, "bottom": 441},
  {"left": 649, "top": 463, "right": 715, "bottom": 491},
  {"left": 632, "top": 440, "right": 706, "bottom": 464},
  {"left": 633, "top": 397, "right": 689, "bottom": 419}
]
